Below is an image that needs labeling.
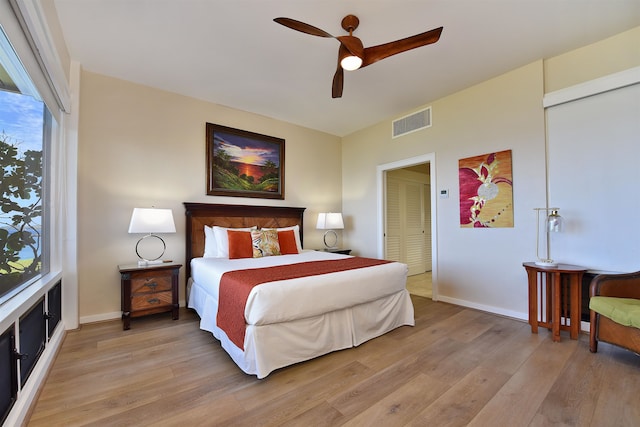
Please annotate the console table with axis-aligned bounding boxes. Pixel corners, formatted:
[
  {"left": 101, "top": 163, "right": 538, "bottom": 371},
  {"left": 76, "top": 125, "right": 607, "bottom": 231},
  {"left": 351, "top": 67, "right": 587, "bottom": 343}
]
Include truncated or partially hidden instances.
[{"left": 523, "top": 262, "right": 588, "bottom": 342}]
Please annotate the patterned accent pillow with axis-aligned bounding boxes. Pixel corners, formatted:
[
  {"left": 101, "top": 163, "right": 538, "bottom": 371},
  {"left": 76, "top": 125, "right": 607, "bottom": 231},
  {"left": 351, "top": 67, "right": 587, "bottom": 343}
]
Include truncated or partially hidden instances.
[
  {"left": 251, "top": 229, "right": 281, "bottom": 257},
  {"left": 263, "top": 225, "right": 303, "bottom": 252}
]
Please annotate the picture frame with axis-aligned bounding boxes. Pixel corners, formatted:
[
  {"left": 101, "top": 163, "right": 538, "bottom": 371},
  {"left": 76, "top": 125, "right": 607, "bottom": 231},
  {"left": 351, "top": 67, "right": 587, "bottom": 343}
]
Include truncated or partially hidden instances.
[
  {"left": 458, "top": 149, "right": 513, "bottom": 228},
  {"left": 206, "top": 123, "right": 285, "bottom": 199}
]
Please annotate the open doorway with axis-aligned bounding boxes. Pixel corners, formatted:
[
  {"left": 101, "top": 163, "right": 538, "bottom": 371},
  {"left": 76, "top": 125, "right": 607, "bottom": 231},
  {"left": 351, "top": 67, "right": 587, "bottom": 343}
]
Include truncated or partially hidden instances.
[{"left": 376, "top": 153, "right": 437, "bottom": 300}]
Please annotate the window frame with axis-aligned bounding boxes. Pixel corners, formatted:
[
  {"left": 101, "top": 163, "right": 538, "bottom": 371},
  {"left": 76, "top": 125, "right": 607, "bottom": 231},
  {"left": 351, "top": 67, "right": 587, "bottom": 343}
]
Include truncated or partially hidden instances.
[
  {"left": 0, "top": 0, "right": 71, "bottom": 328},
  {"left": 0, "top": 32, "right": 52, "bottom": 306}
]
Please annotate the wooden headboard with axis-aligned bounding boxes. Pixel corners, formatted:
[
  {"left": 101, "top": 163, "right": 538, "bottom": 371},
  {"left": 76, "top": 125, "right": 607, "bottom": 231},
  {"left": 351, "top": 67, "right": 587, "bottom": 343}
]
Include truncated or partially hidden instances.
[{"left": 183, "top": 202, "right": 306, "bottom": 278}]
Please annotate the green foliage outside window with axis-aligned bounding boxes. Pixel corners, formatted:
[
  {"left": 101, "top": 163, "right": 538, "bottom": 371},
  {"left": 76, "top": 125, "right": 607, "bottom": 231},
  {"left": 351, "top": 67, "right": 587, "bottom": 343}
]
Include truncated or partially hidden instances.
[{"left": 0, "top": 131, "right": 42, "bottom": 295}]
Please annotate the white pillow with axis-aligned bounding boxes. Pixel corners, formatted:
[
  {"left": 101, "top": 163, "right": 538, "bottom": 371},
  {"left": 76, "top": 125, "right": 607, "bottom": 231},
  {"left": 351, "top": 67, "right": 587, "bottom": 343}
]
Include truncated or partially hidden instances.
[
  {"left": 212, "top": 226, "right": 256, "bottom": 258},
  {"left": 203, "top": 225, "right": 217, "bottom": 257},
  {"left": 264, "top": 225, "right": 303, "bottom": 252}
]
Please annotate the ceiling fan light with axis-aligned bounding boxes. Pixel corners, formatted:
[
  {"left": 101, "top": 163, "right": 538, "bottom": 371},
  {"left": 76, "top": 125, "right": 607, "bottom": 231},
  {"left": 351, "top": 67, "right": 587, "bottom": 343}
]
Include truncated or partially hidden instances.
[{"left": 340, "top": 55, "right": 362, "bottom": 71}]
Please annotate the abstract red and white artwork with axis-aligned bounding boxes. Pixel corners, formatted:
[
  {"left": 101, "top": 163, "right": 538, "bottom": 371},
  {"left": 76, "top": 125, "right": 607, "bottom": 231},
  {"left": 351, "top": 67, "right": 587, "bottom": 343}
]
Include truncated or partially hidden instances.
[{"left": 459, "top": 150, "right": 513, "bottom": 228}]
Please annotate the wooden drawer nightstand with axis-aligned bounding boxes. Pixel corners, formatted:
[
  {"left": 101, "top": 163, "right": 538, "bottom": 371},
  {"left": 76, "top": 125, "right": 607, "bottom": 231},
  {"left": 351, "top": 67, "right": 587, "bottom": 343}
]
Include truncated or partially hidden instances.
[{"left": 118, "top": 262, "right": 182, "bottom": 330}]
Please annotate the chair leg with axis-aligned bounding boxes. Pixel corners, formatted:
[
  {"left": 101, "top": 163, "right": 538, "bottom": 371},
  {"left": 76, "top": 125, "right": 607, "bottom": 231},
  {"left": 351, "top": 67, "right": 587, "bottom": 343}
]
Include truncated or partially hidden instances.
[{"left": 590, "top": 310, "right": 598, "bottom": 353}]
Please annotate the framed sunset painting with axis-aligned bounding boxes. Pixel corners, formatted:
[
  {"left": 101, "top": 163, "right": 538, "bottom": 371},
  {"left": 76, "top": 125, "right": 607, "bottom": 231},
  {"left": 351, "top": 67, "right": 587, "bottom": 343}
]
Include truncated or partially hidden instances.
[{"left": 206, "top": 123, "right": 284, "bottom": 199}]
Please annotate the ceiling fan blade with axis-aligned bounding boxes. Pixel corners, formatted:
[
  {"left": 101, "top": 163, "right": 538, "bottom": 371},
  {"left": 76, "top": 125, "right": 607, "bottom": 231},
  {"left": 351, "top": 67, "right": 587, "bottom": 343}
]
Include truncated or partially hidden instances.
[
  {"left": 276, "top": 15, "right": 443, "bottom": 98},
  {"left": 336, "top": 35, "right": 364, "bottom": 58},
  {"left": 361, "top": 26, "right": 443, "bottom": 68},
  {"left": 332, "top": 64, "right": 344, "bottom": 98},
  {"left": 273, "top": 17, "right": 335, "bottom": 38}
]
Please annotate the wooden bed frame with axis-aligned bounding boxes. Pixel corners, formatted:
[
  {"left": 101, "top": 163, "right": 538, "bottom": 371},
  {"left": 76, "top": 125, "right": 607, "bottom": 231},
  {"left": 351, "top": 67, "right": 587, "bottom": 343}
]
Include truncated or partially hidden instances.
[{"left": 183, "top": 202, "right": 306, "bottom": 282}]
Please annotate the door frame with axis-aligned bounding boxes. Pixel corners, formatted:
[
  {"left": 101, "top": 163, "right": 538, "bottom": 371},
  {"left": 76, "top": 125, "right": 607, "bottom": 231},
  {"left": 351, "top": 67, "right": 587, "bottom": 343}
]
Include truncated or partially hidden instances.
[{"left": 377, "top": 153, "right": 438, "bottom": 300}]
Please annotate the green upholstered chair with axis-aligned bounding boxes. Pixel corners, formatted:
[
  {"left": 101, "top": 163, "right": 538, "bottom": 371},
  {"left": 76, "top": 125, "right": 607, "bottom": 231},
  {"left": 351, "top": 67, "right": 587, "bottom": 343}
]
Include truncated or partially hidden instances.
[{"left": 589, "top": 271, "right": 640, "bottom": 354}]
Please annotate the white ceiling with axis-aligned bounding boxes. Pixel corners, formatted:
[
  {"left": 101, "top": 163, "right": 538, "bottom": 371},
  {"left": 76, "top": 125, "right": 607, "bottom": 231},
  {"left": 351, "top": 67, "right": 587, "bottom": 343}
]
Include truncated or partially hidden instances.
[{"left": 53, "top": 0, "right": 640, "bottom": 137}]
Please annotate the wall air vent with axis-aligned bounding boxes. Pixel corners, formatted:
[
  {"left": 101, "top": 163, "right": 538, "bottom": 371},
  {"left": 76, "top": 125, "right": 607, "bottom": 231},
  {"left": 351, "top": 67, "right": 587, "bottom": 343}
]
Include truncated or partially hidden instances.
[{"left": 392, "top": 106, "right": 432, "bottom": 138}]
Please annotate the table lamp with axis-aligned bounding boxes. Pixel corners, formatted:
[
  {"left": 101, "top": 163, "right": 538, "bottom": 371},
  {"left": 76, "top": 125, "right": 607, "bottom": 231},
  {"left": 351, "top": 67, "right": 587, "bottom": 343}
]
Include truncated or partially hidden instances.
[
  {"left": 316, "top": 212, "right": 344, "bottom": 249},
  {"left": 534, "top": 207, "right": 563, "bottom": 267},
  {"left": 128, "top": 207, "right": 176, "bottom": 265}
]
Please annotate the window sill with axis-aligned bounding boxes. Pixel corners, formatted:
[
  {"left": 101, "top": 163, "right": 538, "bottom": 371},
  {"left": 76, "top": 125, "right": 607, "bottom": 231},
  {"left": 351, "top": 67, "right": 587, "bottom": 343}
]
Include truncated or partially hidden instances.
[{"left": 0, "top": 270, "right": 62, "bottom": 332}]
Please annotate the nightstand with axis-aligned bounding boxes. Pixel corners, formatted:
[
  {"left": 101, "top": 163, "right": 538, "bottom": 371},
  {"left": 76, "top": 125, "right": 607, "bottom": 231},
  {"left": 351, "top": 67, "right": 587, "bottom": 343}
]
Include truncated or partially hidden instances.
[
  {"left": 319, "top": 248, "right": 352, "bottom": 255},
  {"left": 118, "top": 262, "right": 182, "bottom": 330}
]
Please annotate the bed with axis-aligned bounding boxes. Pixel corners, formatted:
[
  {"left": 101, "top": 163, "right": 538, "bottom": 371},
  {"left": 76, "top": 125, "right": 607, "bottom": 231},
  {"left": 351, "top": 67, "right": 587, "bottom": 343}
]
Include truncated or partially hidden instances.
[{"left": 184, "top": 202, "right": 414, "bottom": 378}]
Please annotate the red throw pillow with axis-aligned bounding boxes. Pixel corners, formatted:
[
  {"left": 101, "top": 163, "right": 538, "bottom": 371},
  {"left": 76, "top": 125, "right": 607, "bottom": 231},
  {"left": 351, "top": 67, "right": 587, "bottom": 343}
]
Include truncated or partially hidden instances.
[
  {"left": 278, "top": 230, "right": 299, "bottom": 255},
  {"left": 227, "top": 230, "right": 253, "bottom": 259}
]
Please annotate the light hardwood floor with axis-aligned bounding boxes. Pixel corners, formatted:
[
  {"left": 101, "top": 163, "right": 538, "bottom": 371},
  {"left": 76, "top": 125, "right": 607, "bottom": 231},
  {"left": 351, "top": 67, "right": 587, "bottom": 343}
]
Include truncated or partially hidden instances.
[
  {"left": 406, "top": 272, "right": 432, "bottom": 298},
  {"left": 28, "top": 296, "right": 639, "bottom": 426}
]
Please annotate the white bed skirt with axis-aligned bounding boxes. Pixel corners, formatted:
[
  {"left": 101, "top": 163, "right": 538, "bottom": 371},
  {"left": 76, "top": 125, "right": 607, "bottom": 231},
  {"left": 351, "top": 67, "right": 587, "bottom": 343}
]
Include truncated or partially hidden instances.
[{"left": 188, "top": 279, "right": 414, "bottom": 379}]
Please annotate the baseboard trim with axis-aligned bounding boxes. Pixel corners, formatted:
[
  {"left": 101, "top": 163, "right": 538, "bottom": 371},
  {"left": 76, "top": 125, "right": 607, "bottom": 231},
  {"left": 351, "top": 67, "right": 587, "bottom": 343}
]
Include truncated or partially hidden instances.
[
  {"left": 437, "top": 295, "right": 591, "bottom": 332},
  {"left": 437, "top": 295, "right": 528, "bottom": 322},
  {"left": 80, "top": 299, "right": 186, "bottom": 325},
  {"left": 80, "top": 311, "right": 121, "bottom": 324}
]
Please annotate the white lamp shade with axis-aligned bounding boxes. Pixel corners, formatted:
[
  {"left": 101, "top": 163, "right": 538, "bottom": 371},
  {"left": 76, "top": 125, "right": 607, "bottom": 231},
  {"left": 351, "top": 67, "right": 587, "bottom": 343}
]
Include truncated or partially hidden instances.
[
  {"left": 546, "top": 210, "right": 563, "bottom": 233},
  {"left": 534, "top": 207, "right": 562, "bottom": 266},
  {"left": 316, "top": 212, "right": 344, "bottom": 230},
  {"left": 128, "top": 208, "right": 176, "bottom": 234}
]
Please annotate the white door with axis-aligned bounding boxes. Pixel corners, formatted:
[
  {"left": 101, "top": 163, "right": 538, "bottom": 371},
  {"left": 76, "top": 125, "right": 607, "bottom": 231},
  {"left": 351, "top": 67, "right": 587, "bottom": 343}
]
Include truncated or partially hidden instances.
[
  {"left": 404, "top": 181, "right": 426, "bottom": 275},
  {"left": 385, "top": 170, "right": 429, "bottom": 275},
  {"left": 385, "top": 176, "right": 402, "bottom": 262},
  {"left": 423, "top": 183, "right": 432, "bottom": 271}
]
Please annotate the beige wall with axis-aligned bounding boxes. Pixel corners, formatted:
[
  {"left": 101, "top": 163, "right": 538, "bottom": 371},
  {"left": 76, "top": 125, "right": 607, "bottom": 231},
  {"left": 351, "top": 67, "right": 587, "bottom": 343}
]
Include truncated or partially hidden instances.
[
  {"left": 544, "top": 26, "right": 640, "bottom": 92},
  {"left": 342, "top": 61, "right": 546, "bottom": 318},
  {"left": 77, "top": 72, "right": 342, "bottom": 320},
  {"left": 341, "top": 26, "right": 639, "bottom": 319}
]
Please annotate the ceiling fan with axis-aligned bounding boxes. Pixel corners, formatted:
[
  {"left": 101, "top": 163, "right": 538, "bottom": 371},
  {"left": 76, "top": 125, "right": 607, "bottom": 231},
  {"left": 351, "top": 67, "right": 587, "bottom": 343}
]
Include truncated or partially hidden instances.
[{"left": 274, "top": 15, "right": 443, "bottom": 98}]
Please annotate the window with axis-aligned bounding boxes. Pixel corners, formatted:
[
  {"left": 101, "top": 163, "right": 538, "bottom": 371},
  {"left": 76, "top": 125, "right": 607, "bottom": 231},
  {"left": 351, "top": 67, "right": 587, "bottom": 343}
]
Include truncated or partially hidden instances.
[{"left": 0, "top": 26, "right": 52, "bottom": 304}]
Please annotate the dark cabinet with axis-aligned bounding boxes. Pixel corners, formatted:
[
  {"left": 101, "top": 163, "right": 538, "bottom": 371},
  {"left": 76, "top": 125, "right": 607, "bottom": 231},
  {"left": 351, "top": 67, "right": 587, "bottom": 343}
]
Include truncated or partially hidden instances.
[
  {"left": 47, "top": 281, "right": 61, "bottom": 338},
  {"left": 0, "top": 327, "right": 17, "bottom": 424},
  {"left": 18, "top": 298, "right": 46, "bottom": 386},
  {"left": 2, "top": 279, "right": 62, "bottom": 424}
]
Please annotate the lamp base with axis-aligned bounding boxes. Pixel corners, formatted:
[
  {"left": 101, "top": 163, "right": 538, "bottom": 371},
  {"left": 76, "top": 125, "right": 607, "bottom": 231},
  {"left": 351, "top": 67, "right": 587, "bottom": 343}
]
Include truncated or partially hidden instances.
[
  {"left": 535, "top": 259, "right": 558, "bottom": 268},
  {"left": 135, "top": 234, "right": 167, "bottom": 264},
  {"left": 323, "top": 230, "right": 338, "bottom": 249},
  {"left": 137, "top": 259, "right": 163, "bottom": 267}
]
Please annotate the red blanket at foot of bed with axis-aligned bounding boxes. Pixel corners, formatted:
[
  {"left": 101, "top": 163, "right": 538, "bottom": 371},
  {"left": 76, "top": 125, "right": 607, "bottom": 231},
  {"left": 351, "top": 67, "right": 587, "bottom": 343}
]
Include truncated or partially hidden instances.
[{"left": 217, "top": 257, "right": 392, "bottom": 349}]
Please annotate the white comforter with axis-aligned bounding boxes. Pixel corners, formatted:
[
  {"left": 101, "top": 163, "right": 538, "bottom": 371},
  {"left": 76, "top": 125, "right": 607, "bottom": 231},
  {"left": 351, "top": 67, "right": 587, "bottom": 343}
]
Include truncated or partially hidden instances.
[
  {"left": 190, "top": 250, "right": 409, "bottom": 326},
  {"left": 188, "top": 250, "right": 413, "bottom": 378}
]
